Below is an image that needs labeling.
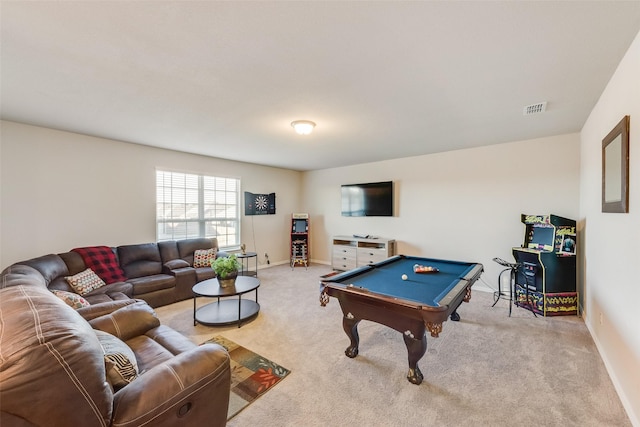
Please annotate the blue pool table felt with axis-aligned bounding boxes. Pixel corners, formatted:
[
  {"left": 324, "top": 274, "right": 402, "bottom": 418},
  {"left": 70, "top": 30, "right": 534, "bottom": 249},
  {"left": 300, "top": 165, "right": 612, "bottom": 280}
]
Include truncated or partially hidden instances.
[{"left": 330, "top": 256, "right": 476, "bottom": 307}]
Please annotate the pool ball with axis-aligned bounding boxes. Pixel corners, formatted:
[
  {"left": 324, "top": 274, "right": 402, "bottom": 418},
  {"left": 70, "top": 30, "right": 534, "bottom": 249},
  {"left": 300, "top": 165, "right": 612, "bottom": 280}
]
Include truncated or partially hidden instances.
[{"left": 401, "top": 274, "right": 408, "bottom": 280}]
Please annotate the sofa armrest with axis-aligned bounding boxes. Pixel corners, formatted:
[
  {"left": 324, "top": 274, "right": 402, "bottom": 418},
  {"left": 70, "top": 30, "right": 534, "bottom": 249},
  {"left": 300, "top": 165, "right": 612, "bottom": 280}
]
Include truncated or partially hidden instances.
[
  {"left": 164, "top": 259, "right": 190, "bottom": 270},
  {"left": 161, "top": 264, "right": 196, "bottom": 281},
  {"left": 76, "top": 298, "right": 137, "bottom": 321},
  {"left": 112, "top": 344, "right": 230, "bottom": 427},
  {"left": 89, "top": 300, "right": 160, "bottom": 341}
]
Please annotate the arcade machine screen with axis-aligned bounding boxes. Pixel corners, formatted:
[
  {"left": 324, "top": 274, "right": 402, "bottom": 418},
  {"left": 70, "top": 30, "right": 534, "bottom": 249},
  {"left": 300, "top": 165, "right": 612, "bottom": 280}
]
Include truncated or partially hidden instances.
[{"left": 526, "top": 226, "right": 554, "bottom": 251}]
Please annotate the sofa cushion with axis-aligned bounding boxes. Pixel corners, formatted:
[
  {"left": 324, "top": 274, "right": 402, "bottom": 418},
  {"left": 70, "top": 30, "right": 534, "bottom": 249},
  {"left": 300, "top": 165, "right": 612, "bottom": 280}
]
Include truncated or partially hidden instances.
[
  {"left": 77, "top": 298, "right": 137, "bottom": 321},
  {"left": 0, "top": 264, "right": 46, "bottom": 289},
  {"left": 72, "top": 246, "right": 127, "bottom": 284},
  {"left": 127, "top": 274, "right": 175, "bottom": 296},
  {"left": 126, "top": 335, "right": 177, "bottom": 374},
  {"left": 19, "top": 254, "right": 69, "bottom": 286},
  {"left": 145, "top": 324, "right": 199, "bottom": 356},
  {"left": 123, "top": 325, "right": 200, "bottom": 374},
  {"left": 193, "top": 248, "right": 216, "bottom": 268},
  {"left": 59, "top": 250, "right": 87, "bottom": 275},
  {"left": 89, "top": 300, "right": 161, "bottom": 341},
  {"left": 95, "top": 330, "right": 139, "bottom": 390},
  {"left": 66, "top": 268, "right": 107, "bottom": 295},
  {"left": 195, "top": 267, "right": 216, "bottom": 282},
  {"left": 51, "top": 289, "right": 90, "bottom": 309},
  {"left": 177, "top": 238, "right": 218, "bottom": 266},
  {"left": 118, "top": 243, "right": 163, "bottom": 278},
  {"left": 83, "top": 290, "right": 132, "bottom": 306},
  {"left": 158, "top": 240, "right": 180, "bottom": 264}
]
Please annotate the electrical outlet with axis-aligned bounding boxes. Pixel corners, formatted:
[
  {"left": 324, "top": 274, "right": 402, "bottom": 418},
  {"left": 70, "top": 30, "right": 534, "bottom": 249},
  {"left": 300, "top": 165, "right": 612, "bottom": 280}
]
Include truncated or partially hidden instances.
[{"left": 599, "top": 312, "right": 603, "bottom": 325}]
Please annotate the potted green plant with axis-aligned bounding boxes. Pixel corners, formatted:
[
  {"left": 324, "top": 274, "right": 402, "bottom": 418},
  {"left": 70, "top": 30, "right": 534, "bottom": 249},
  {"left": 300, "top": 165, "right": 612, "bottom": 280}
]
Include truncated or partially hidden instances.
[{"left": 211, "top": 254, "right": 241, "bottom": 288}]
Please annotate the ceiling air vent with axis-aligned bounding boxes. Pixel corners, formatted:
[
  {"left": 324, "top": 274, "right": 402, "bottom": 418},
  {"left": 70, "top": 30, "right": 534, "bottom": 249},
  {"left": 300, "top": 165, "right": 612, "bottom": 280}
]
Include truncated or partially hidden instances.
[{"left": 523, "top": 102, "right": 547, "bottom": 116}]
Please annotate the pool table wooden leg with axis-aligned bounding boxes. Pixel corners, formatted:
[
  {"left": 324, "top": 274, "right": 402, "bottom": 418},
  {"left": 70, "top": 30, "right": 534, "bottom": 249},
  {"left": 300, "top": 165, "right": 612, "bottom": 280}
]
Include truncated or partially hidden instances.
[
  {"left": 450, "top": 299, "right": 464, "bottom": 321},
  {"left": 403, "top": 333, "right": 427, "bottom": 385},
  {"left": 342, "top": 316, "right": 360, "bottom": 358}
]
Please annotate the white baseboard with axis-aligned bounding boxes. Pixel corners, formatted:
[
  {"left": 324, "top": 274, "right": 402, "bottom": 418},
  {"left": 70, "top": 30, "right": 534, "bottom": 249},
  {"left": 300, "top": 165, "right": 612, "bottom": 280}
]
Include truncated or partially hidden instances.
[
  {"left": 585, "top": 317, "right": 639, "bottom": 427},
  {"left": 472, "top": 283, "right": 494, "bottom": 293}
]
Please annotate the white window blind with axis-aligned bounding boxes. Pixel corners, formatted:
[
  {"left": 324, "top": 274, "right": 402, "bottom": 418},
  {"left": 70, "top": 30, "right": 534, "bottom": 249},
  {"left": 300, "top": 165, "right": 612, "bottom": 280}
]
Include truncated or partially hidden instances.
[{"left": 156, "top": 170, "right": 240, "bottom": 248}]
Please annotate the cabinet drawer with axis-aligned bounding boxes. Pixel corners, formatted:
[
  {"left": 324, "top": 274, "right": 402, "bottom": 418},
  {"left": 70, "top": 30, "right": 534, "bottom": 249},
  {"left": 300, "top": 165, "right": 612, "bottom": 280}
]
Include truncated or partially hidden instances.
[
  {"left": 357, "top": 247, "right": 388, "bottom": 266},
  {"left": 333, "top": 258, "right": 357, "bottom": 271},
  {"left": 333, "top": 246, "right": 356, "bottom": 257},
  {"left": 333, "top": 246, "right": 357, "bottom": 270}
]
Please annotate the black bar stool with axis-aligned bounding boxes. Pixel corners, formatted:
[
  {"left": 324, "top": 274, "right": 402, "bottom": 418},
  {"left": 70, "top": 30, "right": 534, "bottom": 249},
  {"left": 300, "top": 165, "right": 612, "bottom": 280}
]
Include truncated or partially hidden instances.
[{"left": 491, "top": 257, "right": 520, "bottom": 316}]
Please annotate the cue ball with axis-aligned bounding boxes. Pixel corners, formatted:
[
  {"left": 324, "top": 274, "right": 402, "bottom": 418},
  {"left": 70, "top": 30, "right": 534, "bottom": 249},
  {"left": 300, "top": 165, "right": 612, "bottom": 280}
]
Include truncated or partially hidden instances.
[{"left": 401, "top": 274, "right": 408, "bottom": 280}]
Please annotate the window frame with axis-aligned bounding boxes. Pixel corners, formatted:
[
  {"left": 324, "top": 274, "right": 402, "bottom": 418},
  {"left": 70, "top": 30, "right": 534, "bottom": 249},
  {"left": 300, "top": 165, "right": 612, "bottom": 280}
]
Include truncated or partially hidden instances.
[{"left": 156, "top": 169, "right": 241, "bottom": 250}]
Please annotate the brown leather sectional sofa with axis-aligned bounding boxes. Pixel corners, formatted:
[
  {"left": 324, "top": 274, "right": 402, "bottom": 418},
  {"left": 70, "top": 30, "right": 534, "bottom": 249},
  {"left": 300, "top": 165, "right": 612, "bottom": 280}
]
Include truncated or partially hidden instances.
[
  {"left": 15, "top": 237, "right": 222, "bottom": 308},
  {"left": 0, "top": 238, "right": 232, "bottom": 426}
]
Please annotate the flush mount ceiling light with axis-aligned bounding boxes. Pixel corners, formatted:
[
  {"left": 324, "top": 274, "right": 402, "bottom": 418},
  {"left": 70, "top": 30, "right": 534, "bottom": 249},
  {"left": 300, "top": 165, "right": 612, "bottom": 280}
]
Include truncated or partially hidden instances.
[{"left": 291, "top": 120, "right": 316, "bottom": 135}]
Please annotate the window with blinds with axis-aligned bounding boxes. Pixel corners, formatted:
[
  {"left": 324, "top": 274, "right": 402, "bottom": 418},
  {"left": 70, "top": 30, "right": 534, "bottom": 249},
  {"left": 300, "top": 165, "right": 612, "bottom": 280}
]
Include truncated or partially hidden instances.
[{"left": 156, "top": 170, "right": 240, "bottom": 248}]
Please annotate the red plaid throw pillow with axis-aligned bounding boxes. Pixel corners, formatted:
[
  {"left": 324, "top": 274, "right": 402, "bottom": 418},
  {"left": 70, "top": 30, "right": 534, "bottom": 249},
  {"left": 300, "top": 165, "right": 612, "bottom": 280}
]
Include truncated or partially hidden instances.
[{"left": 72, "top": 246, "right": 127, "bottom": 284}]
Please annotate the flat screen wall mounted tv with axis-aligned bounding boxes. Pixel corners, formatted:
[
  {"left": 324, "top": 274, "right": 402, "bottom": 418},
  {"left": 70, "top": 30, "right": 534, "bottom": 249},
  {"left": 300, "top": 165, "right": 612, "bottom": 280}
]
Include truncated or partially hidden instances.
[{"left": 341, "top": 181, "right": 393, "bottom": 217}]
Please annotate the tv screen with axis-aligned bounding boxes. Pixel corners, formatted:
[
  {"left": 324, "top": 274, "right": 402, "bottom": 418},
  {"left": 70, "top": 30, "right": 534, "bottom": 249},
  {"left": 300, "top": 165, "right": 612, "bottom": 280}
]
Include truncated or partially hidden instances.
[
  {"left": 341, "top": 181, "right": 393, "bottom": 217},
  {"left": 293, "top": 219, "right": 307, "bottom": 233}
]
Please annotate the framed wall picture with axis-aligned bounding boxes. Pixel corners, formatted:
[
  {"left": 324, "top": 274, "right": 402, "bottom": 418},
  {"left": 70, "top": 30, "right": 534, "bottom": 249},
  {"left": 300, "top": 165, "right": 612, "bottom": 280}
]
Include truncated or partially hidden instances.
[{"left": 602, "top": 115, "right": 630, "bottom": 213}]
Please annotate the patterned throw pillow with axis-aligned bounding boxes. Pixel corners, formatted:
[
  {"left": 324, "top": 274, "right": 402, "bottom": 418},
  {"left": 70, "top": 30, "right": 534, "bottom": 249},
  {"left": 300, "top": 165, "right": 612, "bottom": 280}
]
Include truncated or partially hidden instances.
[
  {"left": 193, "top": 248, "right": 217, "bottom": 268},
  {"left": 51, "top": 289, "right": 91, "bottom": 309},
  {"left": 94, "top": 330, "right": 138, "bottom": 390},
  {"left": 65, "top": 268, "right": 107, "bottom": 295}
]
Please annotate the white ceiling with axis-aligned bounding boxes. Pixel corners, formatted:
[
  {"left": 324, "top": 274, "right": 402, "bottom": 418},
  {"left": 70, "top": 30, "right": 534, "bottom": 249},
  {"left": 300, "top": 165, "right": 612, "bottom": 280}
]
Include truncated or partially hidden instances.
[{"left": 2, "top": 1, "right": 640, "bottom": 171}]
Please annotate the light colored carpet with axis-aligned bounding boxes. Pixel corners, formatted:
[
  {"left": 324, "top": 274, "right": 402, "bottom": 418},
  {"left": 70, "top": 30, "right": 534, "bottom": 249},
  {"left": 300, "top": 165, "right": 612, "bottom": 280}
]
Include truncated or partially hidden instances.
[{"left": 154, "top": 263, "right": 630, "bottom": 427}]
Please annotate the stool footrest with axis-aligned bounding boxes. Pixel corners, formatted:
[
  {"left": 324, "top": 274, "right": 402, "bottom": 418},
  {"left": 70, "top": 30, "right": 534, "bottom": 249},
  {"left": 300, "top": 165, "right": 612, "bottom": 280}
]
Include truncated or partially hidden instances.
[{"left": 492, "top": 259, "right": 519, "bottom": 317}]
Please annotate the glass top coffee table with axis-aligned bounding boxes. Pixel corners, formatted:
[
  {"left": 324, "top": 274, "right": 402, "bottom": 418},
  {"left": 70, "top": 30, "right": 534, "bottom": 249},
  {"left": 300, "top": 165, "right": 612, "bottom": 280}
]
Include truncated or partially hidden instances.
[{"left": 193, "top": 276, "right": 260, "bottom": 328}]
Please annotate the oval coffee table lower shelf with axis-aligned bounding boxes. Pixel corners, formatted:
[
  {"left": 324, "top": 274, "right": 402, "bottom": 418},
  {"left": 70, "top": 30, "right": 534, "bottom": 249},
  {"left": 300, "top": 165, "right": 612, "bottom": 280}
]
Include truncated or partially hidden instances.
[{"left": 193, "top": 276, "right": 260, "bottom": 328}]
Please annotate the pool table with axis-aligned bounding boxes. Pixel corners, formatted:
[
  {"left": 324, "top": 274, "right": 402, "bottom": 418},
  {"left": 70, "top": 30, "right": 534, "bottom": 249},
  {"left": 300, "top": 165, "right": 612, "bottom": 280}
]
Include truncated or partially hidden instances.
[{"left": 320, "top": 255, "right": 483, "bottom": 384}]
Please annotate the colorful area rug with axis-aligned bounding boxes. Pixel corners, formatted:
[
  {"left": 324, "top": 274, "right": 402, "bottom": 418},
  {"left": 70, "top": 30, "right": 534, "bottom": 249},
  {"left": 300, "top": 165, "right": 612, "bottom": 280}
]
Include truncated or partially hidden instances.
[{"left": 204, "top": 335, "right": 290, "bottom": 420}]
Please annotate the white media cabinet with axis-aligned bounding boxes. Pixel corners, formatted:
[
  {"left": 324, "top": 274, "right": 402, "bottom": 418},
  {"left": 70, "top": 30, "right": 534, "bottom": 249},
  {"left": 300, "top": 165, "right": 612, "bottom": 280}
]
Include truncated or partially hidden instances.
[{"left": 331, "top": 235, "right": 396, "bottom": 271}]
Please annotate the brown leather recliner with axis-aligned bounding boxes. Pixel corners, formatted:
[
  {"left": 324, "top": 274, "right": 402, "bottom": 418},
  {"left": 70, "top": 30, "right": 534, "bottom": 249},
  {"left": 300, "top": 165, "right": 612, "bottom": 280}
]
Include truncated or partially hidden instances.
[
  {"left": 0, "top": 264, "right": 231, "bottom": 427},
  {"left": 158, "top": 238, "right": 219, "bottom": 294},
  {"left": 117, "top": 242, "right": 177, "bottom": 307}
]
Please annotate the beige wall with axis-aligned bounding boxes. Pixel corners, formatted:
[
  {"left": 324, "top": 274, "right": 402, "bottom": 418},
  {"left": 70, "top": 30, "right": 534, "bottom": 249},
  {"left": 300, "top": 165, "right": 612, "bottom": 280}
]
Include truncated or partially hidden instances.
[
  {"left": 0, "top": 121, "right": 301, "bottom": 268},
  {"left": 303, "top": 133, "right": 581, "bottom": 291},
  {"left": 1, "top": 121, "right": 583, "bottom": 293},
  {"left": 580, "top": 30, "right": 640, "bottom": 426}
]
